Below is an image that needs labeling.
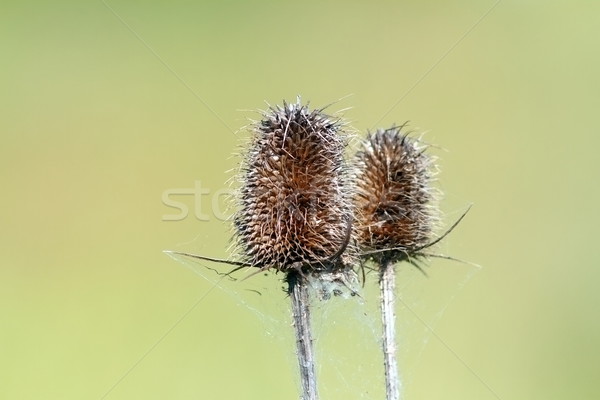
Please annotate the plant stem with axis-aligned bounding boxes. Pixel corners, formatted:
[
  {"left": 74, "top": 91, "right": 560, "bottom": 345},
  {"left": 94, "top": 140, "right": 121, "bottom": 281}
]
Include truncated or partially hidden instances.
[
  {"left": 380, "top": 260, "right": 401, "bottom": 400},
  {"left": 288, "top": 272, "right": 319, "bottom": 400}
]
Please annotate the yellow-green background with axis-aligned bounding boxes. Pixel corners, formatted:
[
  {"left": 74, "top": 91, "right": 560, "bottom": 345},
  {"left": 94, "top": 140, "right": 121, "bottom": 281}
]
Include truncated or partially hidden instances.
[{"left": 2, "top": 1, "right": 599, "bottom": 399}]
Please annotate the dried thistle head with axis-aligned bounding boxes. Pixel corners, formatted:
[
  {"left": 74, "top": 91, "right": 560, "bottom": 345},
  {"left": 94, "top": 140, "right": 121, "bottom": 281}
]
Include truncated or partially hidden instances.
[
  {"left": 353, "top": 125, "right": 438, "bottom": 264},
  {"left": 234, "top": 99, "right": 352, "bottom": 274}
]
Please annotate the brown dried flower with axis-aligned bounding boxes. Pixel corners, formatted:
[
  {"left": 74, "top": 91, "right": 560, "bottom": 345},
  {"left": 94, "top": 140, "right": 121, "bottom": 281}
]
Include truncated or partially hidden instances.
[
  {"left": 234, "top": 100, "right": 352, "bottom": 274},
  {"left": 353, "top": 125, "right": 438, "bottom": 264}
]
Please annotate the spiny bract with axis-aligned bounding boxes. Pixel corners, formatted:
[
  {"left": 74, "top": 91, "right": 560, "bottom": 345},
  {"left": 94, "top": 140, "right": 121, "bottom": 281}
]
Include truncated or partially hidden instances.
[
  {"left": 235, "top": 100, "right": 351, "bottom": 273},
  {"left": 353, "top": 126, "right": 438, "bottom": 263}
]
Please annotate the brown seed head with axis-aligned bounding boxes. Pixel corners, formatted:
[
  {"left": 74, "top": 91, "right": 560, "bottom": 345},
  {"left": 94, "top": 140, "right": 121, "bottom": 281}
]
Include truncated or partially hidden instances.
[
  {"left": 353, "top": 126, "right": 438, "bottom": 263},
  {"left": 235, "top": 100, "right": 351, "bottom": 273}
]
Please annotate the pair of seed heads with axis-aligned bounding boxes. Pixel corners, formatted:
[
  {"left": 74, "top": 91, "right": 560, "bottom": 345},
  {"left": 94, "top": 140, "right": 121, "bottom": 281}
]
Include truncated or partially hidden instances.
[
  {"left": 233, "top": 99, "right": 441, "bottom": 279},
  {"left": 161, "top": 98, "right": 460, "bottom": 400}
]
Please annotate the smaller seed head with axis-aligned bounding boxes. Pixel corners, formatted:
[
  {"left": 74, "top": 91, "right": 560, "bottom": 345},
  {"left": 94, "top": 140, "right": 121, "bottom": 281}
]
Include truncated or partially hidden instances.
[{"left": 353, "top": 126, "right": 438, "bottom": 263}]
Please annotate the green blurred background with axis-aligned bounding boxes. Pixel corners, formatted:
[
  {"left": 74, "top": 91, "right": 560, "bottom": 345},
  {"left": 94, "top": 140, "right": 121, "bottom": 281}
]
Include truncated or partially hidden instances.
[{"left": 2, "top": 0, "right": 599, "bottom": 399}]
